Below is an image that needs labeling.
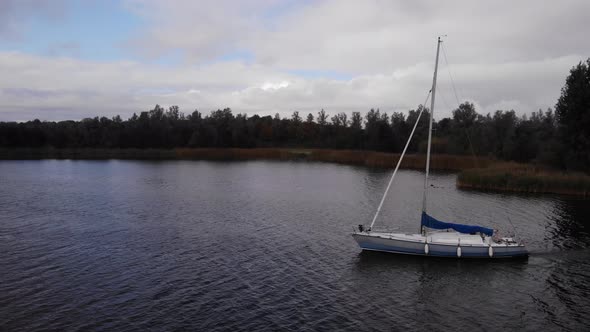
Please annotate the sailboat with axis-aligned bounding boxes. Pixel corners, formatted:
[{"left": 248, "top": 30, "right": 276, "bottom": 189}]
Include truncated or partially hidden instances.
[{"left": 352, "top": 37, "right": 528, "bottom": 258}]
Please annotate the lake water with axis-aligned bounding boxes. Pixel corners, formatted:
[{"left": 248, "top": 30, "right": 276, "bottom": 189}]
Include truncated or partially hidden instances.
[{"left": 1, "top": 160, "right": 589, "bottom": 331}]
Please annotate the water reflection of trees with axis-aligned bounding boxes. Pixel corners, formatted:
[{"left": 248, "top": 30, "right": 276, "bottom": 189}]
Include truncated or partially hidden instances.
[
  {"left": 547, "top": 199, "right": 590, "bottom": 250},
  {"left": 536, "top": 198, "right": 590, "bottom": 329}
]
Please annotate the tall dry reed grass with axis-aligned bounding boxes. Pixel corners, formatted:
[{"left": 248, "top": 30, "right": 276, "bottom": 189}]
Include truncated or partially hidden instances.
[
  {"left": 458, "top": 162, "right": 590, "bottom": 197},
  {"left": 5, "top": 147, "right": 585, "bottom": 196},
  {"left": 175, "top": 148, "right": 492, "bottom": 170},
  {"left": 0, "top": 148, "right": 175, "bottom": 159},
  {"left": 0, "top": 147, "right": 492, "bottom": 170}
]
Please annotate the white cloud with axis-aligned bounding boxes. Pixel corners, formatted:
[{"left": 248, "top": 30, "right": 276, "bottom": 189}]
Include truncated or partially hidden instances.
[
  {"left": 260, "top": 81, "right": 290, "bottom": 91},
  {"left": 0, "top": 51, "right": 578, "bottom": 121},
  {"left": 245, "top": 0, "right": 590, "bottom": 74}
]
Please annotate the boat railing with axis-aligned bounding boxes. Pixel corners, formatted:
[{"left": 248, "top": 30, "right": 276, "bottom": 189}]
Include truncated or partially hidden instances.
[
  {"left": 352, "top": 225, "right": 400, "bottom": 233},
  {"left": 368, "top": 226, "right": 401, "bottom": 233}
]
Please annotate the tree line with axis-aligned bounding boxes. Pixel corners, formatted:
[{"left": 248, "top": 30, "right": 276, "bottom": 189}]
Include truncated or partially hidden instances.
[{"left": 1, "top": 58, "right": 588, "bottom": 171}]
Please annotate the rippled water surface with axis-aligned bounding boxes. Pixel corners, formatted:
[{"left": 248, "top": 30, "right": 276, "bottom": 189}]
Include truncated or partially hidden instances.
[{"left": 1, "top": 160, "right": 589, "bottom": 331}]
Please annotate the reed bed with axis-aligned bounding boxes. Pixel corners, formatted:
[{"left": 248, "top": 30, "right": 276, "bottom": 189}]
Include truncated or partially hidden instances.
[
  {"left": 6, "top": 147, "right": 586, "bottom": 196},
  {"left": 457, "top": 162, "right": 590, "bottom": 197},
  {"left": 176, "top": 148, "right": 491, "bottom": 171},
  {"left": 306, "top": 149, "right": 492, "bottom": 170},
  {"left": 175, "top": 148, "right": 286, "bottom": 160},
  {"left": 0, "top": 148, "right": 175, "bottom": 159},
  {"left": 0, "top": 147, "right": 492, "bottom": 171}
]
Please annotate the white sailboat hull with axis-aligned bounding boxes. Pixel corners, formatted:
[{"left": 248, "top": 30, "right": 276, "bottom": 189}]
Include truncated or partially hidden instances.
[{"left": 352, "top": 231, "right": 528, "bottom": 258}]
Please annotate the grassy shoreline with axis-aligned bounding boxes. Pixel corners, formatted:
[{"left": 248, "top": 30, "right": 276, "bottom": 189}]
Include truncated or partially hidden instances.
[
  {"left": 457, "top": 162, "right": 590, "bottom": 197},
  {"left": 0, "top": 147, "right": 489, "bottom": 171},
  {"left": 2, "top": 147, "right": 588, "bottom": 197}
]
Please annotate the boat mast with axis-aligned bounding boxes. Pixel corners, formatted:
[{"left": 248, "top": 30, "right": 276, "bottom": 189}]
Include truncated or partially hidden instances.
[{"left": 421, "top": 36, "right": 442, "bottom": 233}]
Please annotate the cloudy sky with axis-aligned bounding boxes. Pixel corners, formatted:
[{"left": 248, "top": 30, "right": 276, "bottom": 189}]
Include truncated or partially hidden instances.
[{"left": 0, "top": 0, "right": 588, "bottom": 122}]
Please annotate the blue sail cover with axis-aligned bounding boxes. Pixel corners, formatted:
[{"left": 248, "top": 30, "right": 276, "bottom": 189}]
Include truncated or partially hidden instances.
[{"left": 421, "top": 212, "right": 494, "bottom": 236}]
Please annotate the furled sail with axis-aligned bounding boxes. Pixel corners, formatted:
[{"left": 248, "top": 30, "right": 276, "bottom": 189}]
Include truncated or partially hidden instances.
[{"left": 421, "top": 212, "right": 494, "bottom": 236}]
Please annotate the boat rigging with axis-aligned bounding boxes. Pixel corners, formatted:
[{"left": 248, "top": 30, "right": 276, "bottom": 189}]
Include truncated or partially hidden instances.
[{"left": 352, "top": 37, "right": 528, "bottom": 258}]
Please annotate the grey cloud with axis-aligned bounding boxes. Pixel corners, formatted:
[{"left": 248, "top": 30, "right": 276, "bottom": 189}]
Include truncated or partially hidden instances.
[
  {"left": 0, "top": 51, "right": 580, "bottom": 122},
  {"left": 245, "top": 0, "right": 590, "bottom": 73},
  {"left": 1, "top": 0, "right": 589, "bottom": 121}
]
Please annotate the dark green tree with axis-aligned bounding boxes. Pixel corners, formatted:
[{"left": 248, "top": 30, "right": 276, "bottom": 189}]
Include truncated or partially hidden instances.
[
  {"left": 317, "top": 109, "right": 328, "bottom": 126},
  {"left": 350, "top": 112, "right": 362, "bottom": 130},
  {"left": 555, "top": 58, "right": 590, "bottom": 171},
  {"left": 450, "top": 102, "right": 478, "bottom": 155}
]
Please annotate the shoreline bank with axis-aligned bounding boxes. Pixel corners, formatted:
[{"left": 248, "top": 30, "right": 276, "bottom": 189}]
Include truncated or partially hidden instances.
[
  {"left": 2, "top": 147, "right": 588, "bottom": 197},
  {"left": 0, "top": 147, "right": 490, "bottom": 171},
  {"left": 457, "top": 163, "right": 590, "bottom": 198}
]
